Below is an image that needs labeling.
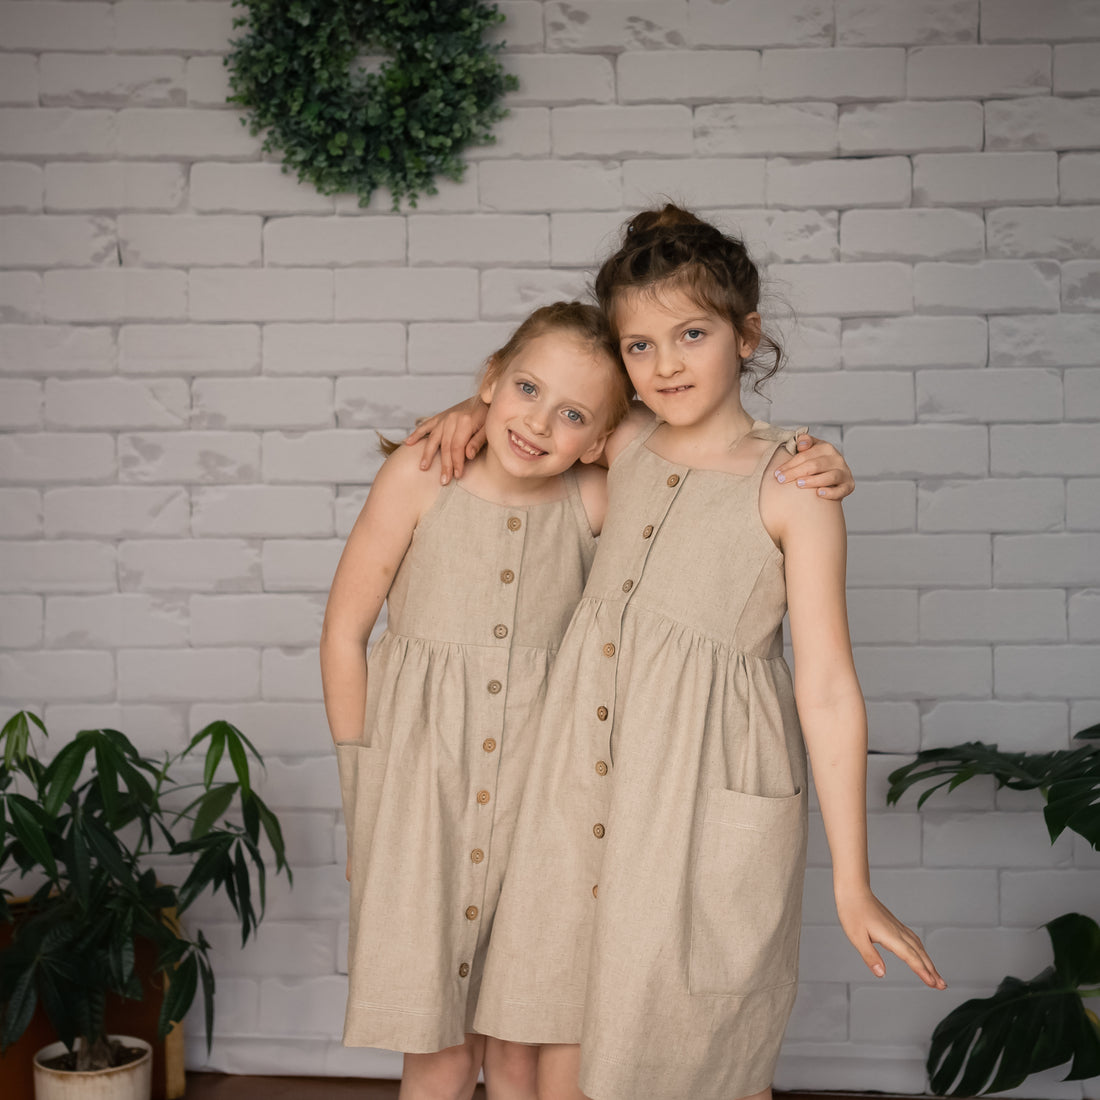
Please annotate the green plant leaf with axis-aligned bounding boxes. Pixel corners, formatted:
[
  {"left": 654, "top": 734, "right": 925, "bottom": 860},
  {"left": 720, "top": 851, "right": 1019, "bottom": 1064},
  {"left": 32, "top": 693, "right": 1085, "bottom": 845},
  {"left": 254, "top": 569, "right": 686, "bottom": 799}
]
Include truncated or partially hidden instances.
[
  {"left": 191, "top": 783, "right": 237, "bottom": 840},
  {"left": 0, "top": 964, "right": 37, "bottom": 1052},
  {"left": 8, "top": 794, "right": 58, "bottom": 880},
  {"left": 202, "top": 724, "right": 227, "bottom": 790},
  {"left": 1048, "top": 913, "right": 1100, "bottom": 987},
  {"left": 157, "top": 952, "right": 198, "bottom": 1040},
  {"left": 225, "top": 727, "right": 252, "bottom": 798},
  {"left": 44, "top": 738, "right": 91, "bottom": 817}
]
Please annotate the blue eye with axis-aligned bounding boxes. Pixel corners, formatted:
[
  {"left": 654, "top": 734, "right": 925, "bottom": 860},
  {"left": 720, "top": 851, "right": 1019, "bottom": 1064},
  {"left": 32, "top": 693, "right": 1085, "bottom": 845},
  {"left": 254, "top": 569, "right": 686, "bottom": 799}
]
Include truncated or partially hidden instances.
[
  {"left": 628, "top": 341, "right": 649, "bottom": 354},
  {"left": 518, "top": 380, "right": 536, "bottom": 395},
  {"left": 564, "top": 409, "right": 583, "bottom": 423},
  {"left": 684, "top": 328, "right": 703, "bottom": 341}
]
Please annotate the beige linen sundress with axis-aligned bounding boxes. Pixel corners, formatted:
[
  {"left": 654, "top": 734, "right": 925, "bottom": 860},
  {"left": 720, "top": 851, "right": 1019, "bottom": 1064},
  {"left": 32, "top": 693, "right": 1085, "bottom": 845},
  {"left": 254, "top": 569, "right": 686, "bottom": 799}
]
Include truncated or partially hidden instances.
[
  {"left": 475, "top": 421, "right": 809, "bottom": 1100},
  {"left": 337, "top": 471, "right": 596, "bottom": 1053}
]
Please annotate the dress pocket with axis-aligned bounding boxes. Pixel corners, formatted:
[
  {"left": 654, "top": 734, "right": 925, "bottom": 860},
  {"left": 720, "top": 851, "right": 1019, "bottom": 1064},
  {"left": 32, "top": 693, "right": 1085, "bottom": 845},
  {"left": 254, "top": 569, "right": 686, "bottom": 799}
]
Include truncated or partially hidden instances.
[
  {"left": 336, "top": 742, "right": 388, "bottom": 868},
  {"left": 688, "top": 785, "right": 806, "bottom": 996}
]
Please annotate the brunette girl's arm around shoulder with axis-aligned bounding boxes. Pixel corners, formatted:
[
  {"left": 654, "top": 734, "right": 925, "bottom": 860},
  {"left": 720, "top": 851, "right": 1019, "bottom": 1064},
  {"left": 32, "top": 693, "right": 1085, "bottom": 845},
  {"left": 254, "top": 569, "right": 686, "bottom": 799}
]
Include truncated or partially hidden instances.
[
  {"left": 320, "top": 445, "right": 441, "bottom": 745},
  {"left": 775, "top": 434, "right": 856, "bottom": 501},
  {"left": 760, "top": 459, "right": 946, "bottom": 990}
]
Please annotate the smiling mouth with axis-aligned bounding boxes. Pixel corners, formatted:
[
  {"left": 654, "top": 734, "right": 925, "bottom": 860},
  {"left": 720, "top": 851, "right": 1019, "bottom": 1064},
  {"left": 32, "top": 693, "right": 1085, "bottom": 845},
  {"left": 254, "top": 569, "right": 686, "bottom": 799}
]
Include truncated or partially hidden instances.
[
  {"left": 657, "top": 384, "right": 693, "bottom": 394},
  {"left": 509, "top": 430, "right": 547, "bottom": 458}
]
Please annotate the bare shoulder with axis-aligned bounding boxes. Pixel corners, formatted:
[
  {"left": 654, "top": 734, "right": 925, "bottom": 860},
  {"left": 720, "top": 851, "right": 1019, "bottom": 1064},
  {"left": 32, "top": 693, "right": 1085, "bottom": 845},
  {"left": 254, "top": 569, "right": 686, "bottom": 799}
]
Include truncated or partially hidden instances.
[
  {"left": 759, "top": 444, "right": 843, "bottom": 546},
  {"left": 365, "top": 440, "right": 442, "bottom": 522},
  {"left": 574, "top": 462, "right": 610, "bottom": 536},
  {"left": 604, "top": 403, "right": 656, "bottom": 466}
]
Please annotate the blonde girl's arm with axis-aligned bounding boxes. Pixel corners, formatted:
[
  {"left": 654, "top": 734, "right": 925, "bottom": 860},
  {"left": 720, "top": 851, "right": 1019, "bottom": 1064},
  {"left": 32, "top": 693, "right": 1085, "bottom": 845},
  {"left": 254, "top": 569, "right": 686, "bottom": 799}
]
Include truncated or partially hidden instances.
[
  {"left": 761, "top": 458, "right": 946, "bottom": 990},
  {"left": 320, "top": 445, "right": 437, "bottom": 744}
]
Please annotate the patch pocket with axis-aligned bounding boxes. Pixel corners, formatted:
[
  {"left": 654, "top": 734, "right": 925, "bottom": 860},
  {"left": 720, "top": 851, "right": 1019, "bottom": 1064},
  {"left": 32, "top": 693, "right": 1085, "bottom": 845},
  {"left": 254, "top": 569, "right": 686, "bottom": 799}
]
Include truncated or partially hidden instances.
[
  {"left": 336, "top": 742, "right": 388, "bottom": 868},
  {"left": 688, "top": 785, "right": 805, "bottom": 996}
]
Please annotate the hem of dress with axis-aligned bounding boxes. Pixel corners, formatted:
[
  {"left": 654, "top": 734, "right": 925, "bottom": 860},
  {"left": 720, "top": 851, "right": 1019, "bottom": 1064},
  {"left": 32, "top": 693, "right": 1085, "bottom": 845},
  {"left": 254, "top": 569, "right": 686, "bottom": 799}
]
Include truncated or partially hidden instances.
[
  {"left": 579, "top": 1057, "right": 773, "bottom": 1100},
  {"left": 342, "top": 1010, "right": 465, "bottom": 1055},
  {"left": 473, "top": 999, "right": 583, "bottom": 1046}
]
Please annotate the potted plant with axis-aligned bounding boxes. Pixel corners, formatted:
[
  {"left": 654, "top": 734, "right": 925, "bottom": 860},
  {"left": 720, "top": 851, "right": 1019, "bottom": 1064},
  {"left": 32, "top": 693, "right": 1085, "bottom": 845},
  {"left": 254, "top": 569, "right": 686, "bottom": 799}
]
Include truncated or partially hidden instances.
[
  {"left": 0, "top": 710, "right": 292, "bottom": 1097},
  {"left": 887, "top": 722, "right": 1100, "bottom": 1095}
]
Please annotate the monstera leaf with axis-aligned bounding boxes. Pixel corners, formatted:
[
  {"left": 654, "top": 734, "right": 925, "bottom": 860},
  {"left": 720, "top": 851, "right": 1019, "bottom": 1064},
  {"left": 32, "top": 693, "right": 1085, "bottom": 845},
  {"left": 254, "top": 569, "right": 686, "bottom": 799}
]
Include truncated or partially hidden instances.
[{"left": 928, "top": 914, "right": 1100, "bottom": 1095}]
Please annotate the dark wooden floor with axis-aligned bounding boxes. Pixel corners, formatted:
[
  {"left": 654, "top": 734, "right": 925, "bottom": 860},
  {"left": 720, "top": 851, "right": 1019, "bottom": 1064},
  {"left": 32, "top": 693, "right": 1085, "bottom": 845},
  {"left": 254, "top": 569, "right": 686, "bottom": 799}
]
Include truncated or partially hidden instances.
[{"left": 184, "top": 1075, "right": 902, "bottom": 1100}]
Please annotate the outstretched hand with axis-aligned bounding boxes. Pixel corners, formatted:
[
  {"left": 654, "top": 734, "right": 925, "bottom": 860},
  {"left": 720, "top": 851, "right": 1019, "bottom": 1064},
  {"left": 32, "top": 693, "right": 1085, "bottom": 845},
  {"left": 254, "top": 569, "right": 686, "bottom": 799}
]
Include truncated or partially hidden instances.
[
  {"left": 403, "top": 396, "right": 488, "bottom": 484},
  {"left": 775, "top": 435, "right": 855, "bottom": 501},
  {"left": 837, "top": 888, "right": 946, "bottom": 989}
]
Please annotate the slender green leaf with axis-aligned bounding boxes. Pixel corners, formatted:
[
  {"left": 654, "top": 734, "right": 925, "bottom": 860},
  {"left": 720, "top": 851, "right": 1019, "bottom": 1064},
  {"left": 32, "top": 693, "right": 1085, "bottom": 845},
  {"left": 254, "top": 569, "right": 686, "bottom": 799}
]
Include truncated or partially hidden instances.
[
  {"left": 157, "top": 953, "right": 198, "bottom": 1039},
  {"left": 191, "top": 783, "right": 237, "bottom": 840},
  {"left": 0, "top": 964, "right": 37, "bottom": 1051},
  {"left": 8, "top": 795, "right": 58, "bottom": 879},
  {"left": 202, "top": 725, "right": 227, "bottom": 790},
  {"left": 43, "top": 739, "right": 89, "bottom": 817},
  {"left": 225, "top": 728, "right": 252, "bottom": 798}
]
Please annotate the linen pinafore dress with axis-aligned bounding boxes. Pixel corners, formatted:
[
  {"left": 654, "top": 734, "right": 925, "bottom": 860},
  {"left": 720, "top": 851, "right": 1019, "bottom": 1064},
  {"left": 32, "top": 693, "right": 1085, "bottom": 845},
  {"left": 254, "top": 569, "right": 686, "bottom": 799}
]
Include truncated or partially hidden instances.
[
  {"left": 337, "top": 471, "right": 596, "bottom": 1053},
  {"left": 475, "top": 422, "right": 809, "bottom": 1100}
]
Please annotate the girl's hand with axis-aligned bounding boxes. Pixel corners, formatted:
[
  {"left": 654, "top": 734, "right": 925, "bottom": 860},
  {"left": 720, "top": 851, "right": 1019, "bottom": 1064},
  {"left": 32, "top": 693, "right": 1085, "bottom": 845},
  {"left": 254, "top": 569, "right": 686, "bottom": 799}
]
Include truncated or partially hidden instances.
[
  {"left": 403, "top": 396, "right": 488, "bottom": 484},
  {"left": 836, "top": 887, "right": 947, "bottom": 990},
  {"left": 775, "top": 435, "right": 854, "bottom": 501}
]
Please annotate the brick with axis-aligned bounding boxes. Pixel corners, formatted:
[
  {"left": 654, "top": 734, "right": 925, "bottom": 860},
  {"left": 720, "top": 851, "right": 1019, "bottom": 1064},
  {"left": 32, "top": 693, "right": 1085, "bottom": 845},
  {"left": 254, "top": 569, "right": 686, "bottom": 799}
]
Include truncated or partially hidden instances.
[
  {"left": 774, "top": 1048, "right": 928, "bottom": 1095},
  {"left": 0, "top": 432, "right": 115, "bottom": 483},
  {"left": 1064, "top": 261, "right": 1100, "bottom": 311},
  {"left": 118, "top": 214, "right": 260, "bottom": 267},
  {"left": 190, "top": 594, "right": 326, "bottom": 647},
  {"left": 0, "top": 489, "right": 41, "bottom": 537},
  {"left": 767, "top": 157, "right": 910, "bottom": 209},
  {"left": 0, "top": 650, "right": 114, "bottom": 703},
  {"left": 993, "top": 424, "right": 1100, "bottom": 474},
  {"left": 848, "top": 535, "right": 990, "bottom": 587},
  {"left": 1001, "top": 869, "right": 1100, "bottom": 926},
  {"left": 335, "top": 376, "right": 479, "bottom": 430},
  {"left": 335, "top": 268, "right": 477, "bottom": 322},
  {"left": 618, "top": 50, "right": 758, "bottom": 104},
  {"left": 407, "top": 322, "right": 514, "bottom": 376},
  {"left": 846, "top": 589, "right": 918, "bottom": 644},
  {"left": 696, "top": 103, "right": 837, "bottom": 156},
  {"left": 918, "top": 479, "right": 1064, "bottom": 533},
  {"left": 620, "top": 159, "right": 765, "bottom": 212},
  {"left": 0, "top": 163, "right": 42, "bottom": 213},
  {"left": 987, "top": 96, "right": 1100, "bottom": 151},
  {"left": 924, "top": 926, "right": 1052, "bottom": 983},
  {"left": 851, "top": 987, "right": 983, "bottom": 1044},
  {"left": 988, "top": 206, "right": 1100, "bottom": 259},
  {"left": 0, "top": 108, "right": 114, "bottom": 157},
  {"left": 1068, "top": 480, "right": 1100, "bottom": 530},
  {"left": 185, "top": 55, "right": 231, "bottom": 109},
  {"left": 466, "top": 107, "right": 549, "bottom": 161},
  {"left": 842, "top": 482, "right": 916, "bottom": 533},
  {"left": 1070, "top": 591, "right": 1100, "bottom": 642},
  {"left": 847, "top": 425, "right": 989, "bottom": 479},
  {"left": 192, "top": 487, "right": 333, "bottom": 539},
  {"left": 1061, "top": 153, "right": 1100, "bottom": 203},
  {"left": 261, "top": 540, "right": 343, "bottom": 592},
  {"left": 763, "top": 47, "right": 904, "bottom": 102},
  {"left": 408, "top": 214, "right": 548, "bottom": 265},
  {"left": 915, "top": 260, "right": 1059, "bottom": 314},
  {"left": 991, "top": 314, "right": 1100, "bottom": 366},
  {"left": 544, "top": 1, "right": 687, "bottom": 51},
  {"left": 1055, "top": 44, "right": 1100, "bottom": 96},
  {"left": 118, "top": 539, "right": 260, "bottom": 593},
  {"left": 549, "top": 212, "right": 631, "bottom": 267},
  {"left": 841, "top": 209, "right": 983, "bottom": 263},
  {"left": 718, "top": 210, "right": 838, "bottom": 265},
  {"left": 480, "top": 161, "right": 621, "bottom": 213},
  {"left": 121, "top": 324, "right": 260, "bottom": 376},
  {"left": 257, "top": 974, "right": 346, "bottom": 1035},
  {"left": 0, "top": 2, "right": 113, "bottom": 50},
  {"left": 0, "top": 272, "right": 41, "bottom": 321},
  {"left": 262, "top": 431, "right": 384, "bottom": 485},
  {"left": 492, "top": 2, "right": 544, "bottom": 49},
  {"left": 119, "top": 431, "right": 258, "bottom": 484},
  {"left": 843, "top": 316, "right": 986, "bottom": 369},
  {"left": 922, "top": 700, "right": 1070, "bottom": 751},
  {"left": 839, "top": 100, "right": 982, "bottom": 155},
  {"left": 776, "top": 316, "right": 841, "bottom": 370},
  {"left": 480, "top": 267, "right": 588, "bottom": 319},
  {"left": 913, "top": 152, "right": 1057, "bottom": 205},
  {"left": 0, "top": 215, "right": 117, "bottom": 269},
  {"left": 920, "top": 589, "right": 1066, "bottom": 643},
  {"left": 44, "top": 268, "right": 186, "bottom": 322},
  {"left": 995, "top": 534, "right": 1100, "bottom": 586},
  {"left": 0, "top": 55, "right": 37, "bottom": 106},
  {"left": 46, "top": 593, "right": 188, "bottom": 649},
  {"left": 261, "top": 648, "right": 322, "bottom": 701},
  {"left": 40, "top": 53, "right": 185, "bottom": 107},
  {"left": 0, "top": 541, "right": 115, "bottom": 593},
  {"left": 773, "top": 262, "right": 912, "bottom": 317},
  {"left": 117, "top": 108, "right": 261, "bottom": 160},
  {"left": 784, "top": 983, "right": 848, "bottom": 1042},
  {"left": 201, "top": 920, "right": 335, "bottom": 979},
  {"left": 190, "top": 163, "right": 334, "bottom": 215},
  {"left": 798, "top": 925, "right": 908, "bottom": 984},
  {"left": 1066, "top": 370, "right": 1100, "bottom": 420},
  {"left": 0, "top": 593, "right": 41, "bottom": 648},
  {"left": 981, "top": 0, "right": 1100, "bottom": 43},
  {"left": 867, "top": 701, "right": 920, "bottom": 752},
  {"left": 113, "top": 2, "right": 236, "bottom": 53},
  {"left": 118, "top": 647, "right": 259, "bottom": 702},
  {"left": 508, "top": 53, "right": 613, "bottom": 104},
  {"left": 191, "top": 702, "right": 329, "bottom": 759},
  {"left": 44, "top": 486, "right": 189, "bottom": 538},
  {"left": 768, "top": 371, "right": 913, "bottom": 424},
  {"left": 0, "top": 379, "right": 41, "bottom": 429},
  {"left": 190, "top": 269, "right": 332, "bottom": 323},
  {"left": 865, "top": 867, "right": 998, "bottom": 923},
  {"left": 908, "top": 44, "right": 1050, "bottom": 99},
  {"left": 836, "top": 0, "right": 977, "bottom": 44},
  {"left": 46, "top": 378, "right": 189, "bottom": 430},
  {"left": 45, "top": 162, "right": 185, "bottom": 213},
  {"left": 192, "top": 378, "right": 333, "bottom": 431},
  {"left": 688, "top": 0, "right": 833, "bottom": 48},
  {"left": 1, "top": 324, "right": 114, "bottom": 376},
  {"left": 917, "top": 367, "right": 1061, "bottom": 422},
  {"left": 263, "top": 323, "right": 406, "bottom": 378},
  {"left": 263, "top": 216, "right": 405, "bottom": 268},
  {"left": 552, "top": 105, "right": 691, "bottom": 158}
]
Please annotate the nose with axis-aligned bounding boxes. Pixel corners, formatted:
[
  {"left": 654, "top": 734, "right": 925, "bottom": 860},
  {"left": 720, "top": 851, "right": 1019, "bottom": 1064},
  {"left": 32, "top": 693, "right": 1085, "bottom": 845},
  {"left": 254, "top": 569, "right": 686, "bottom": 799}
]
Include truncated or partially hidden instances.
[
  {"left": 524, "top": 403, "right": 550, "bottom": 435},
  {"left": 654, "top": 345, "right": 681, "bottom": 378}
]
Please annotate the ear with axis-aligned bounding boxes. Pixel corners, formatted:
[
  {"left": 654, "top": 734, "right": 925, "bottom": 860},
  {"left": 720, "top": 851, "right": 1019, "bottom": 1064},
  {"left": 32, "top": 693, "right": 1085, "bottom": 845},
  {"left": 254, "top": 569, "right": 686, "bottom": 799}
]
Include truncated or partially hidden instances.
[
  {"left": 479, "top": 360, "right": 499, "bottom": 405},
  {"left": 578, "top": 429, "right": 610, "bottom": 465},
  {"left": 737, "top": 312, "right": 762, "bottom": 360}
]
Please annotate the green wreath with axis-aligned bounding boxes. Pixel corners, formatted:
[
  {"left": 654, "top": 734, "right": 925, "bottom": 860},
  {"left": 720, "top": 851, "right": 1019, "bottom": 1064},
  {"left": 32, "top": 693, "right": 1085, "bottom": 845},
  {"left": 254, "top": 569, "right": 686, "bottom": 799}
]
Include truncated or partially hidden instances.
[{"left": 226, "top": 0, "right": 518, "bottom": 208}]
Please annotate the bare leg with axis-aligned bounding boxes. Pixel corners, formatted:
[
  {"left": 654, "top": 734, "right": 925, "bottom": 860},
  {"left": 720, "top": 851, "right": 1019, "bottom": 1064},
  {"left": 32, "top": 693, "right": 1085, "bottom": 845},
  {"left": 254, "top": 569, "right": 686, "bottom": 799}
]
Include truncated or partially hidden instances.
[
  {"left": 399, "top": 1034, "right": 486, "bottom": 1100},
  {"left": 483, "top": 1037, "right": 538, "bottom": 1100},
  {"left": 737, "top": 1089, "right": 772, "bottom": 1100},
  {"left": 535, "top": 1043, "right": 588, "bottom": 1100}
]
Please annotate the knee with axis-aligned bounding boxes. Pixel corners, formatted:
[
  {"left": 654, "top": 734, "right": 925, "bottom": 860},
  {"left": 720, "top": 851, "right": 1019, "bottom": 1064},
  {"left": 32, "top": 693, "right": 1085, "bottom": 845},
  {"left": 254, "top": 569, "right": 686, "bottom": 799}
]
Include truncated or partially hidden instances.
[{"left": 485, "top": 1038, "right": 538, "bottom": 1088}]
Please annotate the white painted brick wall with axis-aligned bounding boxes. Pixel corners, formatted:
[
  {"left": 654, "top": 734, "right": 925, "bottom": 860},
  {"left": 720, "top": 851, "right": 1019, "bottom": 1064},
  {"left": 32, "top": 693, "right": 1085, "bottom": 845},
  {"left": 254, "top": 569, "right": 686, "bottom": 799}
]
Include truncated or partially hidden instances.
[{"left": 2, "top": 4, "right": 1098, "bottom": 1095}]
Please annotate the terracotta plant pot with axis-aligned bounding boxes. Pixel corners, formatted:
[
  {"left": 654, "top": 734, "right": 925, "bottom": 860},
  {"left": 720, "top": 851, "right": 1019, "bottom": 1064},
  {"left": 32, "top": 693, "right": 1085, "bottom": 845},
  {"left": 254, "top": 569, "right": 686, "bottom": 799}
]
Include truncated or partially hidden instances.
[{"left": 33, "top": 1036, "right": 152, "bottom": 1100}]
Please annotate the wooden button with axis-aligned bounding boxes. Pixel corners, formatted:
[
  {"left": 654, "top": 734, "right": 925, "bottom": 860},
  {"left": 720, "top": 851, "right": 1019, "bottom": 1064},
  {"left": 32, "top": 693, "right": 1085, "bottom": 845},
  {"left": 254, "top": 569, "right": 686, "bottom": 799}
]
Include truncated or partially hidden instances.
[
  {"left": 459, "top": 962, "right": 470, "bottom": 978},
  {"left": 507, "top": 516, "right": 522, "bottom": 531},
  {"left": 476, "top": 789, "right": 490, "bottom": 805},
  {"left": 596, "top": 705, "right": 608, "bottom": 721},
  {"left": 642, "top": 525, "right": 654, "bottom": 538},
  {"left": 622, "top": 579, "right": 633, "bottom": 592},
  {"left": 500, "top": 569, "right": 515, "bottom": 584},
  {"left": 603, "top": 642, "right": 616, "bottom": 657},
  {"left": 483, "top": 737, "right": 497, "bottom": 753},
  {"left": 667, "top": 474, "right": 680, "bottom": 487},
  {"left": 595, "top": 760, "right": 608, "bottom": 776},
  {"left": 494, "top": 624, "right": 508, "bottom": 639},
  {"left": 487, "top": 679, "right": 502, "bottom": 694},
  {"left": 465, "top": 905, "right": 479, "bottom": 921},
  {"left": 593, "top": 823, "right": 605, "bottom": 838},
  {"left": 471, "top": 848, "right": 484, "bottom": 864},
  {"left": 592, "top": 885, "right": 598, "bottom": 899}
]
